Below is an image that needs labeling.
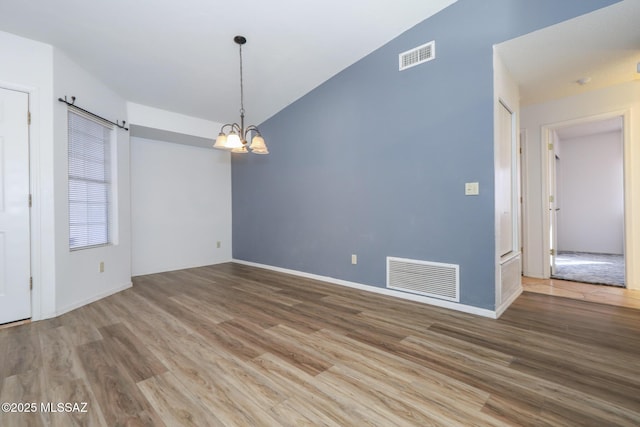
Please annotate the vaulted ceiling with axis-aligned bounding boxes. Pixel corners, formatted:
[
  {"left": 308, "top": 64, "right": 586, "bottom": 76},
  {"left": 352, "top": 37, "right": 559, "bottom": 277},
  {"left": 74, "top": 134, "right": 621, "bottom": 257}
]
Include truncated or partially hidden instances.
[
  {"left": 1, "top": 1, "right": 637, "bottom": 126},
  {"left": 0, "top": 0, "right": 456, "bottom": 124}
]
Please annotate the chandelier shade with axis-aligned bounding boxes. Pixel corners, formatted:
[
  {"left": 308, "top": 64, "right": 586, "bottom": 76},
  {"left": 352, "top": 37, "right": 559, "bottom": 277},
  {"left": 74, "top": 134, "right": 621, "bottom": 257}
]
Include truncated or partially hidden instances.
[
  {"left": 249, "top": 135, "right": 267, "bottom": 154},
  {"left": 225, "top": 131, "right": 242, "bottom": 149},
  {"left": 213, "top": 132, "right": 227, "bottom": 149},
  {"left": 213, "top": 36, "right": 269, "bottom": 155}
]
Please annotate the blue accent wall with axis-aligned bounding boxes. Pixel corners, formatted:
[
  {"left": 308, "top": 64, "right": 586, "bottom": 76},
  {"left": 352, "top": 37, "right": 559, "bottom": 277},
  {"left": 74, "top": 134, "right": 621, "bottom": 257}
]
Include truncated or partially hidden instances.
[{"left": 232, "top": 0, "right": 619, "bottom": 310}]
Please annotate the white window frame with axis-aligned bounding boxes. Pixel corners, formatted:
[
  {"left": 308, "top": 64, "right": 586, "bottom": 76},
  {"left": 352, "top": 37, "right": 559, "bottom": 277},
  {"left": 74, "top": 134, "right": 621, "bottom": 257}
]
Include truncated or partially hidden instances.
[{"left": 67, "top": 108, "right": 114, "bottom": 251}]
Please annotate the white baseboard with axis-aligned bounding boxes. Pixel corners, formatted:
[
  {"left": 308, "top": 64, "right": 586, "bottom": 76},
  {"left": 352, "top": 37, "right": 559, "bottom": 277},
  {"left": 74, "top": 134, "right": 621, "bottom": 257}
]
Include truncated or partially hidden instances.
[
  {"left": 233, "top": 259, "right": 499, "bottom": 319},
  {"left": 56, "top": 282, "right": 132, "bottom": 317},
  {"left": 132, "top": 258, "right": 233, "bottom": 277},
  {"left": 495, "top": 285, "right": 523, "bottom": 318}
]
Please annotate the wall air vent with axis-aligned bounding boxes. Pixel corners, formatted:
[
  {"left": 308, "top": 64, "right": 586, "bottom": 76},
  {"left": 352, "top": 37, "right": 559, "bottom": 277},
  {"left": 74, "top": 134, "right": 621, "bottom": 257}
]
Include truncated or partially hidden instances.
[
  {"left": 399, "top": 40, "right": 435, "bottom": 71},
  {"left": 387, "top": 257, "right": 459, "bottom": 302}
]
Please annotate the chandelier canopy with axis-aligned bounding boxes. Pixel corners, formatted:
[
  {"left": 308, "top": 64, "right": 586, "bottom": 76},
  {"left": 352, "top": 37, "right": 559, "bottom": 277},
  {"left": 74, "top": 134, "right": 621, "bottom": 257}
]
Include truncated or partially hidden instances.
[{"left": 213, "top": 35, "right": 268, "bottom": 154}]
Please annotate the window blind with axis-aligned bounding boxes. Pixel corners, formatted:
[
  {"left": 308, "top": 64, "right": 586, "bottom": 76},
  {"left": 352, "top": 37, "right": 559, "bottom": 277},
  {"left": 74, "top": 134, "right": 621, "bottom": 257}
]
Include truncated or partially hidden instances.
[{"left": 68, "top": 109, "right": 113, "bottom": 250}]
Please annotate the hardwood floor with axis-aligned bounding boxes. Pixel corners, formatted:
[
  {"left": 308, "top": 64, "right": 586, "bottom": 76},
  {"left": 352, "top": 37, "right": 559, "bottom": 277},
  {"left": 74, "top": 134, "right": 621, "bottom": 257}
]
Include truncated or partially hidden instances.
[
  {"left": 523, "top": 276, "right": 640, "bottom": 310},
  {"left": 1, "top": 262, "right": 639, "bottom": 426}
]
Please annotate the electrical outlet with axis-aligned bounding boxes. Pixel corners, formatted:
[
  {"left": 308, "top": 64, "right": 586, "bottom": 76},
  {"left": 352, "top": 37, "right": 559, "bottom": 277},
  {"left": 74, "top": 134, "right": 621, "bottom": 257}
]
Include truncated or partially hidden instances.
[
  {"left": 99, "top": 261, "right": 105, "bottom": 273},
  {"left": 216, "top": 241, "right": 221, "bottom": 249},
  {"left": 351, "top": 254, "right": 357, "bottom": 265},
  {"left": 465, "top": 182, "right": 479, "bottom": 196}
]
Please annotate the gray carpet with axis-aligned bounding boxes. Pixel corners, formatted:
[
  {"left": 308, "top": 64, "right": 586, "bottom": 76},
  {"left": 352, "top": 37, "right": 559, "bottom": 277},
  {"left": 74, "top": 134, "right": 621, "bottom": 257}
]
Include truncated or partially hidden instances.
[{"left": 552, "top": 251, "right": 625, "bottom": 287}]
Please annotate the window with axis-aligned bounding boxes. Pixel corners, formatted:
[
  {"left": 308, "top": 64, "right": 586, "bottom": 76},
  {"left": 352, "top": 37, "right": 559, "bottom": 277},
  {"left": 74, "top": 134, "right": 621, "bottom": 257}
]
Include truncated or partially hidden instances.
[{"left": 68, "top": 109, "right": 113, "bottom": 250}]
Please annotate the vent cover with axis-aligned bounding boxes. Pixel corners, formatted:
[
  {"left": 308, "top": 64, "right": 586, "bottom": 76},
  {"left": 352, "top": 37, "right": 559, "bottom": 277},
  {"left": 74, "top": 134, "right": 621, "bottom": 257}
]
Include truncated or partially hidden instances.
[
  {"left": 387, "top": 257, "right": 459, "bottom": 302},
  {"left": 399, "top": 41, "right": 435, "bottom": 71}
]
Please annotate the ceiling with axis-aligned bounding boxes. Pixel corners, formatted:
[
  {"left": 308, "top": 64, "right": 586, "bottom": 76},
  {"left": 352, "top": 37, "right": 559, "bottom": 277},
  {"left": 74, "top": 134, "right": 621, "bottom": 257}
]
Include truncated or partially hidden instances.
[
  {"left": 0, "top": 0, "right": 457, "bottom": 124},
  {"left": 2, "top": 1, "right": 637, "bottom": 127},
  {"left": 496, "top": 0, "right": 640, "bottom": 106}
]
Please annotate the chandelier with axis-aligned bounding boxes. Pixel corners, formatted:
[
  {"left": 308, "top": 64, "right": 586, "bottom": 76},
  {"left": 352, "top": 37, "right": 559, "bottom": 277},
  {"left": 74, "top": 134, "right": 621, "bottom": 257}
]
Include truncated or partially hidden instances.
[{"left": 213, "top": 35, "right": 269, "bottom": 154}]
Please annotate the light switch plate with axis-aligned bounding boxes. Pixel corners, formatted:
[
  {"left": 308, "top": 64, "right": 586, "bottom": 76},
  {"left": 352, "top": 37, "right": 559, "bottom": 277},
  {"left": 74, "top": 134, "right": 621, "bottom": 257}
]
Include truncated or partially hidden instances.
[{"left": 465, "top": 182, "right": 479, "bottom": 195}]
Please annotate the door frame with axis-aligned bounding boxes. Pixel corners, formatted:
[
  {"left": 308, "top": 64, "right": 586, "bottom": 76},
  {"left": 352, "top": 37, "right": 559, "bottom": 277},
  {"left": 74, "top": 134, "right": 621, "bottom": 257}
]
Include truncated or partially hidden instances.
[
  {"left": 520, "top": 129, "right": 527, "bottom": 274},
  {"left": 497, "top": 99, "right": 519, "bottom": 259},
  {"left": 540, "top": 109, "right": 631, "bottom": 286},
  {"left": 548, "top": 134, "right": 559, "bottom": 276},
  {"left": 0, "top": 80, "right": 44, "bottom": 321}
]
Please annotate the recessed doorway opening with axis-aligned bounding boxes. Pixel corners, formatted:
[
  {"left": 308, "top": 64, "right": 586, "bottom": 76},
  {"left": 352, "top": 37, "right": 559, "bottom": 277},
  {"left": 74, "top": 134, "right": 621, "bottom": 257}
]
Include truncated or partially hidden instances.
[{"left": 546, "top": 115, "right": 625, "bottom": 288}]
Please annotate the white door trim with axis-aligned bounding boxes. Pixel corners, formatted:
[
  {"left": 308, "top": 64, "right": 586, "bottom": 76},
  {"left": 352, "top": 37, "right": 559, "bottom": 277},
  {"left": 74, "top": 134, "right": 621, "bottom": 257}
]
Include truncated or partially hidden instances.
[
  {"left": 0, "top": 81, "right": 44, "bottom": 321},
  {"left": 540, "top": 109, "right": 633, "bottom": 288},
  {"left": 520, "top": 129, "right": 528, "bottom": 274}
]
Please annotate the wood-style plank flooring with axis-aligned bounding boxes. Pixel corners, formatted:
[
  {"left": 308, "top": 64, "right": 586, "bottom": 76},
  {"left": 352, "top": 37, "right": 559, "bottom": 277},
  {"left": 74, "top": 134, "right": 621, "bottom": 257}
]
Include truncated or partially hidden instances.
[
  {"left": 523, "top": 275, "right": 640, "bottom": 309},
  {"left": 1, "top": 263, "right": 639, "bottom": 426}
]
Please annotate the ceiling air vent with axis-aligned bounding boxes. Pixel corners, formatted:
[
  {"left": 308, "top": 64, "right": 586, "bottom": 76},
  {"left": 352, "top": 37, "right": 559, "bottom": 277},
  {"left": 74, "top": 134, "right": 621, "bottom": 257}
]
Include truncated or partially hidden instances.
[{"left": 399, "top": 40, "right": 435, "bottom": 71}]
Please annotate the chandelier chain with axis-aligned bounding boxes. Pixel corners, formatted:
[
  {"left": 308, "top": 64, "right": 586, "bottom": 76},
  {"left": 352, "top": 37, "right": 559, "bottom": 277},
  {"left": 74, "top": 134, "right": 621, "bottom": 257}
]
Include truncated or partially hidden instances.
[{"left": 239, "top": 43, "right": 245, "bottom": 116}]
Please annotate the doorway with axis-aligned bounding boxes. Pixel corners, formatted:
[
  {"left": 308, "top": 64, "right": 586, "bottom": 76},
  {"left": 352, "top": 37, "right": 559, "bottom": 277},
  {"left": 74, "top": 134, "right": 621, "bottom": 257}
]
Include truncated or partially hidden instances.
[
  {"left": 0, "top": 87, "right": 32, "bottom": 324},
  {"left": 546, "top": 115, "right": 625, "bottom": 287}
]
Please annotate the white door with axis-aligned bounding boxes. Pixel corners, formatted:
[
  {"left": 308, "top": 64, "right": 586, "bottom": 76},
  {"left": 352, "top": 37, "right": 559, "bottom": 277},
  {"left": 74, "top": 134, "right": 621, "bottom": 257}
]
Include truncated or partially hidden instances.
[{"left": 0, "top": 88, "right": 31, "bottom": 324}]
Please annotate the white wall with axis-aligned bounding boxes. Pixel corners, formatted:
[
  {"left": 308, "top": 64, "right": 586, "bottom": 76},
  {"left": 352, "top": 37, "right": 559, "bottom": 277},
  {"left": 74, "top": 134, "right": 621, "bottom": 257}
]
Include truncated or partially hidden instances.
[
  {"left": 521, "top": 80, "right": 640, "bottom": 290},
  {"left": 0, "top": 31, "right": 234, "bottom": 319},
  {"left": 53, "top": 49, "right": 132, "bottom": 314},
  {"left": 0, "top": 31, "right": 132, "bottom": 319},
  {"left": 127, "top": 103, "right": 232, "bottom": 276},
  {"left": 131, "top": 137, "right": 232, "bottom": 275},
  {"left": 557, "top": 131, "right": 624, "bottom": 254},
  {"left": 0, "top": 30, "right": 56, "bottom": 320}
]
